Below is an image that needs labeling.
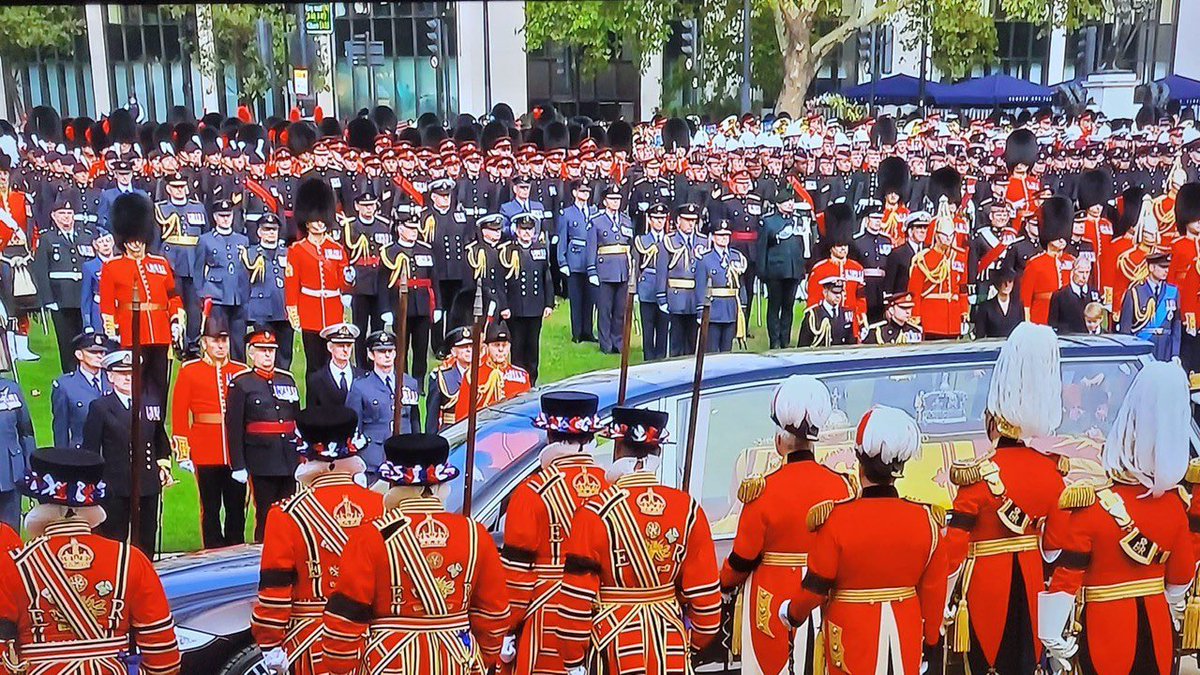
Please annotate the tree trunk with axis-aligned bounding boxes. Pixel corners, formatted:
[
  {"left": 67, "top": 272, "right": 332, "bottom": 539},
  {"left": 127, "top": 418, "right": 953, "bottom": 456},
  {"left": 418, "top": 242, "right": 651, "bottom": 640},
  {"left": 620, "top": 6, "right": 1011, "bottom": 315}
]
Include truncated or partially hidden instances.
[{"left": 774, "top": 3, "right": 816, "bottom": 116}]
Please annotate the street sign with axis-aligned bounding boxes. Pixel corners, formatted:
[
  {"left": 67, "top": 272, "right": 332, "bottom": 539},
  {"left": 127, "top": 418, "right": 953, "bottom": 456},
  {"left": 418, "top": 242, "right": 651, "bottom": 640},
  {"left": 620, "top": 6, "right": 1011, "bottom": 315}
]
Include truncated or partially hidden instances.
[
  {"left": 304, "top": 4, "right": 332, "bottom": 35},
  {"left": 293, "top": 68, "right": 310, "bottom": 97},
  {"left": 430, "top": 55, "right": 439, "bottom": 69}
]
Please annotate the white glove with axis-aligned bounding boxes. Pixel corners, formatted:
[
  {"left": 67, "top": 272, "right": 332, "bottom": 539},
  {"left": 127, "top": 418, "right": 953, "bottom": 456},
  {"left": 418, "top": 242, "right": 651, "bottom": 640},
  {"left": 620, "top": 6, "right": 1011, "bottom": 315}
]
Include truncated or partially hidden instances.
[
  {"left": 777, "top": 226, "right": 793, "bottom": 240},
  {"left": 560, "top": 265, "right": 570, "bottom": 275},
  {"left": 778, "top": 599, "right": 796, "bottom": 628},
  {"left": 381, "top": 312, "right": 394, "bottom": 327},
  {"left": 588, "top": 274, "right": 600, "bottom": 286},
  {"left": 566, "top": 667, "right": 587, "bottom": 675},
  {"left": 433, "top": 309, "right": 444, "bottom": 323},
  {"left": 45, "top": 303, "right": 59, "bottom": 311},
  {"left": 231, "top": 469, "right": 249, "bottom": 484},
  {"left": 353, "top": 473, "right": 367, "bottom": 488},
  {"left": 1167, "top": 582, "right": 1189, "bottom": 629},
  {"left": 171, "top": 321, "right": 183, "bottom": 343},
  {"left": 261, "top": 646, "right": 288, "bottom": 675},
  {"left": 178, "top": 460, "right": 195, "bottom": 474},
  {"left": 1037, "top": 591, "right": 1078, "bottom": 670},
  {"left": 658, "top": 303, "right": 668, "bottom": 314},
  {"left": 341, "top": 295, "right": 352, "bottom": 309},
  {"left": 343, "top": 266, "right": 356, "bottom": 284},
  {"left": 500, "top": 636, "right": 517, "bottom": 664}
]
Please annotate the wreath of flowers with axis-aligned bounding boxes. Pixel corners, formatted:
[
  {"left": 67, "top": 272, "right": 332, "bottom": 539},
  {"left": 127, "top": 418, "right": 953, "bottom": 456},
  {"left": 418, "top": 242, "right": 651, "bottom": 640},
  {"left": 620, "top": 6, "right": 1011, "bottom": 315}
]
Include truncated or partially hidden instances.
[
  {"left": 23, "top": 471, "right": 106, "bottom": 506},
  {"left": 295, "top": 431, "right": 367, "bottom": 460},
  {"left": 532, "top": 413, "right": 603, "bottom": 434},
  {"left": 600, "top": 423, "right": 669, "bottom": 444},
  {"left": 378, "top": 461, "right": 461, "bottom": 486}
]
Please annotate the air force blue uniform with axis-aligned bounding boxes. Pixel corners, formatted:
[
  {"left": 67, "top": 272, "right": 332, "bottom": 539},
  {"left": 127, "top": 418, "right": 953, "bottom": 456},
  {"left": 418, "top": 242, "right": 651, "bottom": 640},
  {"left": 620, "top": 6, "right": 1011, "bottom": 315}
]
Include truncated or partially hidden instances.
[
  {"left": 655, "top": 232, "right": 710, "bottom": 356},
  {"left": 1118, "top": 279, "right": 1181, "bottom": 361},
  {"left": 345, "top": 371, "right": 421, "bottom": 482},
  {"left": 633, "top": 231, "right": 668, "bottom": 360},
  {"left": 51, "top": 368, "right": 111, "bottom": 451},
  {"left": 585, "top": 210, "right": 633, "bottom": 353},
  {"left": 243, "top": 242, "right": 293, "bottom": 368},
  {"left": 697, "top": 246, "right": 747, "bottom": 353},
  {"left": 0, "top": 379, "right": 34, "bottom": 530},
  {"left": 556, "top": 203, "right": 596, "bottom": 342}
]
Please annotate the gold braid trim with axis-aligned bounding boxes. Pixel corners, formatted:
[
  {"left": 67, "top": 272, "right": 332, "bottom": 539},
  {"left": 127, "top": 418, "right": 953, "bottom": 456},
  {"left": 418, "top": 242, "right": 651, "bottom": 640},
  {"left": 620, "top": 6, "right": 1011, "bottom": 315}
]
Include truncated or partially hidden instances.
[
  {"left": 1185, "top": 458, "right": 1200, "bottom": 486},
  {"left": 807, "top": 500, "right": 836, "bottom": 531},
  {"left": 241, "top": 248, "right": 265, "bottom": 284},
  {"left": 1058, "top": 483, "right": 1097, "bottom": 509}
]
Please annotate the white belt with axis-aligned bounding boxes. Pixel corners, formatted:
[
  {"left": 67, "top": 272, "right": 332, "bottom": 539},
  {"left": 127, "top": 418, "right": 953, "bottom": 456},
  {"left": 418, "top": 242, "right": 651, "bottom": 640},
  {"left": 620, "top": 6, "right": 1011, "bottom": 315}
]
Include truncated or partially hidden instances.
[
  {"left": 300, "top": 288, "right": 341, "bottom": 298},
  {"left": 49, "top": 271, "right": 83, "bottom": 280},
  {"left": 570, "top": 238, "right": 586, "bottom": 246},
  {"left": 863, "top": 269, "right": 886, "bottom": 278}
]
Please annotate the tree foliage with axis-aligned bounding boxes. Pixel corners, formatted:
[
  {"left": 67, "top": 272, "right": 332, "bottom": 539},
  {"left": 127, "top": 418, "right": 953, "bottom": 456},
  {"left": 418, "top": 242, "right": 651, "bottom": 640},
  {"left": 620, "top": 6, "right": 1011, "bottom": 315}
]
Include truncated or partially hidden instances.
[
  {"left": 0, "top": 6, "right": 84, "bottom": 62},
  {"left": 524, "top": 0, "right": 684, "bottom": 76}
]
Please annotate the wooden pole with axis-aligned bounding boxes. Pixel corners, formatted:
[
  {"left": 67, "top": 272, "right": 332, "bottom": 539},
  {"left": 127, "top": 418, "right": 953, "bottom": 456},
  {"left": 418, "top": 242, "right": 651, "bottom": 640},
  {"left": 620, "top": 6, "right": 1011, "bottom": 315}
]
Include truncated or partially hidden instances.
[
  {"left": 617, "top": 274, "right": 636, "bottom": 405},
  {"left": 462, "top": 285, "right": 485, "bottom": 515},
  {"left": 681, "top": 287, "right": 712, "bottom": 494},
  {"left": 392, "top": 265, "right": 410, "bottom": 434}
]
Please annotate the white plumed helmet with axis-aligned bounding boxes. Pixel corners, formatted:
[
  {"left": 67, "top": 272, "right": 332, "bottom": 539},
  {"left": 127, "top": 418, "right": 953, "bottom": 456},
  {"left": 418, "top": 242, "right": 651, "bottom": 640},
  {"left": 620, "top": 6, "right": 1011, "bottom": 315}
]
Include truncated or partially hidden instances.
[
  {"left": 856, "top": 405, "right": 922, "bottom": 465},
  {"left": 986, "top": 322, "right": 1062, "bottom": 440},
  {"left": 1104, "top": 361, "right": 1191, "bottom": 496},
  {"left": 771, "top": 375, "right": 832, "bottom": 441}
]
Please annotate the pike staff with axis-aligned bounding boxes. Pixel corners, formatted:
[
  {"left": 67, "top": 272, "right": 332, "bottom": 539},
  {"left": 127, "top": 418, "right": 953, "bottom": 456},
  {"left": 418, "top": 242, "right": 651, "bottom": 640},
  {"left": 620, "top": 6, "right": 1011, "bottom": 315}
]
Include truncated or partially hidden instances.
[
  {"left": 681, "top": 286, "right": 712, "bottom": 494},
  {"left": 462, "top": 285, "right": 485, "bottom": 515},
  {"left": 617, "top": 274, "right": 636, "bottom": 405}
]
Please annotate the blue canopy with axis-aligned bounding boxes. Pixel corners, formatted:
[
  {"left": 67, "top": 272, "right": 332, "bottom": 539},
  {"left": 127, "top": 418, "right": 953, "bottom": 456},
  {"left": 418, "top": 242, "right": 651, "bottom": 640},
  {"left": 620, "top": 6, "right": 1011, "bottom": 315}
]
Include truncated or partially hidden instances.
[
  {"left": 842, "top": 74, "right": 946, "bottom": 105},
  {"left": 933, "top": 73, "right": 1053, "bottom": 107},
  {"left": 1157, "top": 74, "right": 1200, "bottom": 106}
]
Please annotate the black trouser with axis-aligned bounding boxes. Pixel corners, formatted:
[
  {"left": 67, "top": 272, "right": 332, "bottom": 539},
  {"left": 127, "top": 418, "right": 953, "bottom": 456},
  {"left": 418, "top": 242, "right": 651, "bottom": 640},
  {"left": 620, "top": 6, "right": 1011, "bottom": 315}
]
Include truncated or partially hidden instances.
[
  {"left": 302, "top": 330, "right": 329, "bottom": 371},
  {"left": 50, "top": 307, "right": 83, "bottom": 372},
  {"left": 509, "top": 315, "right": 543, "bottom": 384},
  {"left": 208, "top": 303, "right": 247, "bottom": 361},
  {"left": 256, "top": 319, "right": 294, "bottom": 370},
  {"left": 141, "top": 345, "right": 170, "bottom": 403},
  {"left": 1183, "top": 331, "right": 1200, "bottom": 427},
  {"left": 764, "top": 279, "right": 800, "bottom": 349},
  {"left": 249, "top": 474, "right": 295, "bottom": 542},
  {"left": 549, "top": 242, "right": 568, "bottom": 297},
  {"left": 707, "top": 321, "right": 735, "bottom": 353},
  {"left": 668, "top": 313, "right": 698, "bottom": 357},
  {"left": 435, "top": 279, "right": 465, "bottom": 344},
  {"left": 100, "top": 494, "right": 160, "bottom": 557},
  {"left": 864, "top": 276, "right": 886, "bottom": 323},
  {"left": 402, "top": 314, "right": 431, "bottom": 392},
  {"left": 739, "top": 262, "right": 758, "bottom": 334},
  {"left": 567, "top": 273, "right": 596, "bottom": 341},
  {"left": 965, "top": 562, "right": 1037, "bottom": 675},
  {"left": 177, "top": 276, "right": 202, "bottom": 346},
  {"left": 196, "top": 465, "right": 246, "bottom": 549},
  {"left": 351, "top": 293, "right": 384, "bottom": 369},
  {"left": 595, "top": 281, "right": 626, "bottom": 354},
  {"left": 639, "top": 301, "right": 668, "bottom": 361}
]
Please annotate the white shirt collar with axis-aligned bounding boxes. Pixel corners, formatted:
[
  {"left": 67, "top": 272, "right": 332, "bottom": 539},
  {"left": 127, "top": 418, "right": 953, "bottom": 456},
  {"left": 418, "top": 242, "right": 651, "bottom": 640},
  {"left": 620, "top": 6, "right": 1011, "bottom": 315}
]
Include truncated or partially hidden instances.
[{"left": 116, "top": 391, "right": 131, "bottom": 409}]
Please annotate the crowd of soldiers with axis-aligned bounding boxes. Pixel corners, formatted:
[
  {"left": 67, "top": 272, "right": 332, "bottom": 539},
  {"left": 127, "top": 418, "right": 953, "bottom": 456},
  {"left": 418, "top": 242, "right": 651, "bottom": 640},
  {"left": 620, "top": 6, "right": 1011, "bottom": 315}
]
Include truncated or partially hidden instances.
[{"left": 0, "top": 98, "right": 1197, "bottom": 674}]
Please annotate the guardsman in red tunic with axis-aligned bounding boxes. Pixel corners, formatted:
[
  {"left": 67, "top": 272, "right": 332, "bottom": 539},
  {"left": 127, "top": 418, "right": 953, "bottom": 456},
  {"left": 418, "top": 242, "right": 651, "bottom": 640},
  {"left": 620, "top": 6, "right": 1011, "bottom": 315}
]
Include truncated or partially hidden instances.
[
  {"left": 807, "top": 204, "right": 866, "bottom": 333},
  {"left": 943, "top": 323, "right": 1068, "bottom": 674},
  {"left": 1168, "top": 183, "right": 1200, "bottom": 388},
  {"left": 908, "top": 205, "right": 968, "bottom": 340},
  {"left": 0, "top": 448, "right": 180, "bottom": 675},
  {"left": 1003, "top": 129, "right": 1041, "bottom": 231},
  {"left": 170, "top": 315, "right": 249, "bottom": 549},
  {"left": 1021, "top": 196, "right": 1076, "bottom": 325},
  {"left": 720, "top": 375, "right": 855, "bottom": 675},
  {"left": 321, "top": 433, "right": 511, "bottom": 674},
  {"left": 1076, "top": 169, "right": 1114, "bottom": 264},
  {"left": 286, "top": 178, "right": 350, "bottom": 371},
  {"left": 453, "top": 322, "right": 531, "bottom": 422},
  {"left": 1152, "top": 159, "right": 1187, "bottom": 248},
  {"left": 781, "top": 406, "right": 947, "bottom": 675},
  {"left": 556, "top": 406, "right": 722, "bottom": 675},
  {"left": 1039, "top": 361, "right": 1197, "bottom": 674},
  {"left": 252, "top": 405, "right": 384, "bottom": 675},
  {"left": 99, "top": 192, "right": 184, "bottom": 400},
  {"left": 499, "top": 391, "right": 607, "bottom": 675},
  {"left": 1101, "top": 188, "right": 1154, "bottom": 316}
]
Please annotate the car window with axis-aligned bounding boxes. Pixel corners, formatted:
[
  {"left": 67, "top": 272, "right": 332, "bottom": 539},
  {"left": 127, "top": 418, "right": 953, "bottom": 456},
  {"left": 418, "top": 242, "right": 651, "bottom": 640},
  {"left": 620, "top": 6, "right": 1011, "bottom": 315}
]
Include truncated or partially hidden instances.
[{"left": 683, "top": 356, "right": 1147, "bottom": 539}]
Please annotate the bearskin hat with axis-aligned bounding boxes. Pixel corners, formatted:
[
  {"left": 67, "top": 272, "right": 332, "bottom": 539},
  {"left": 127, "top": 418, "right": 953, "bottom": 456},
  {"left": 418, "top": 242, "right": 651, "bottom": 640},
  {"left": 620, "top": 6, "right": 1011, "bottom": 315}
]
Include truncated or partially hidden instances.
[
  {"left": 198, "top": 125, "right": 221, "bottom": 155},
  {"left": 608, "top": 120, "right": 633, "bottom": 155},
  {"left": 490, "top": 102, "right": 516, "bottom": 129},
  {"left": 1076, "top": 169, "right": 1113, "bottom": 211},
  {"left": 346, "top": 117, "right": 377, "bottom": 152},
  {"left": 823, "top": 203, "right": 856, "bottom": 248},
  {"left": 152, "top": 123, "right": 174, "bottom": 153},
  {"left": 662, "top": 117, "right": 691, "bottom": 153},
  {"left": 481, "top": 120, "right": 510, "bottom": 152},
  {"left": 1038, "top": 196, "right": 1074, "bottom": 249},
  {"left": 397, "top": 126, "right": 422, "bottom": 148},
  {"left": 453, "top": 122, "right": 481, "bottom": 146},
  {"left": 543, "top": 121, "right": 569, "bottom": 151},
  {"left": 583, "top": 124, "right": 607, "bottom": 148},
  {"left": 1113, "top": 186, "right": 1145, "bottom": 238},
  {"left": 926, "top": 166, "right": 962, "bottom": 208},
  {"left": 524, "top": 126, "right": 543, "bottom": 149},
  {"left": 1004, "top": 128, "right": 1038, "bottom": 171},
  {"left": 567, "top": 121, "right": 584, "bottom": 149},
  {"left": 199, "top": 112, "right": 224, "bottom": 130},
  {"left": 876, "top": 156, "right": 910, "bottom": 201},
  {"left": 66, "top": 117, "right": 93, "bottom": 150},
  {"left": 421, "top": 124, "right": 447, "bottom": 149},
  {"left": 88, "top": 120, "right": 109, "bottom": 154},
  {"left": 236, "top": 123, "right": 267, "bottom": 150},
  {"left": 138, "top": 123, "right": 157, "bottom": 156},
  {"left": 371, "top": 105, "right": 398, "bottom": 134},
  {"left": 28, "top": 105, "right": 62, "bottom": 147},
  {"left": 530, "top": 102, "right": 556, "bottom": 128},
  {"left": 1176, "top": 183, "right": 1200, "bottom": 232},
  {"left": 171, "top": 122, "right": 196, "bottom": 153},
  {"left": 294, "top": 178, "right": 336, "bottom": 236},
  {"left": 317, "top": 117, "right": 341, "bottom": 138},
  {"left": 111, "top": 193, "right": 155, "bottom": 248},
  {"left": 167, "top": 104, "right": 194, "bottom": 125},
  {"left": 870, "top": 116, "right": 897, "bottom": 148},
  {"left": 416, "top": 112, "right": 440, "bottom": 131}
]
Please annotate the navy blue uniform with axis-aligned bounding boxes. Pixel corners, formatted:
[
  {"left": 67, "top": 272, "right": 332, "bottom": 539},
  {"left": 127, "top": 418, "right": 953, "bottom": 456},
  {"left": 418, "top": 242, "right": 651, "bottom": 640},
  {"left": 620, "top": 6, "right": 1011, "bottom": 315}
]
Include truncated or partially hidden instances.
[
  {"left": 697, "top": 246, "right": 747, "bottom": 352},
  {"left": 655, "top": 232, "right": 710, "bottom": 356},
  {"left": 633, "top": 232, "right": 668, "bottom": 360}
]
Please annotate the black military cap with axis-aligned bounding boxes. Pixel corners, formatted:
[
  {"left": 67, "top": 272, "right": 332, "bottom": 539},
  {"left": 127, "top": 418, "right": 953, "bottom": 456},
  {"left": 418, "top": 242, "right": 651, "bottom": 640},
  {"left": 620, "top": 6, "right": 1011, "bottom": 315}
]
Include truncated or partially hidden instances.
[
  {"left": 355, "top": 190, "right": 378, "bottom": 204},
  {"left": 430, "top": 177, "right": 456, "bottom": 194},
  {"left": 366, "top": 330, "right": 397, "bottom": 351},
  {"left": 711, "top": 220, "right": 733, "bottom": 235},
  {"left": 512, "top": 175, "right": 532, "bottom": 187},
  {"left": 601, "top": 185, "right": 623, "bottom": 201},
  {"left": 485, "top": 321, "right": 510, "bottom": 344},
  {"left": 21, "top": 447, "right": 107, "bottom": 507},
  {"left": 647, "top": 202, "right": 669, "bottom": 217},
  {"left": 213, "top": 199, "right": 235, "bottom": 214},
  {"left": 512, "top": 212, "right": 539, "bottom": 230},
  {"left": 72, "top": 331, "right": 116, "bottom": 353},
  {"left": 1148, "top": 251, "right": 1171, "bottom": 266},
  {"left": 258, "top": 213, "right": 281, "bottom": 230},
  {"left": 166, "top": 172, "right": 187, "bottom": 187},
  {"left": 111, "top": 159, "right": 133, "bottom": 173},
  {"left": 380, "top": 433, "right": 458, "bottom": 486},
  {"left": 445, "top": 326, "right": 473, "bottom": 348},
  {"left": 50, "top": 197, "right": 72, "bottom": 213},
  {"left": 677, "top": 203, "right": 702, "bottom": 219},
  {"left": 202, "top": 313, "right": 231, "bottom": 338},
  {"left": 477, "top": 213, "right": 505, "bottom": 231}
]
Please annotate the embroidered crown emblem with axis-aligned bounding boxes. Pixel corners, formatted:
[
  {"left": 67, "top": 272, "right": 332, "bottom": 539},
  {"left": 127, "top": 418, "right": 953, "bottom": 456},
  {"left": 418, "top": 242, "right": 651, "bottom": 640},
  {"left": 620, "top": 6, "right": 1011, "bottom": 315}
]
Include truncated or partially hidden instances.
[
  {"left": 416, "top": 515, "right": 450, "bottom": 549},
  {"left": 334, "top": 496, "right": 364, "bottom": 528},
  {"left": 636, "top": 488, "right": 667, "bottom": 517},
  {"left": 573, "top": 469, "right": 602, "bottom": 498},
  {"left": 58, "top": 538, "right": 94, "bottom": 571}
]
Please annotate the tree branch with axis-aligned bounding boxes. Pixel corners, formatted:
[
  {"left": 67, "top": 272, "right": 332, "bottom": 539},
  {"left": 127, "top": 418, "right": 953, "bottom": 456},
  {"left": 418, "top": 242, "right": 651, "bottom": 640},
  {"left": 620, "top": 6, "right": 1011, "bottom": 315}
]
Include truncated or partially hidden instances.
[{"left": 811, "top": 0, "right": 909, "bottom": 61}]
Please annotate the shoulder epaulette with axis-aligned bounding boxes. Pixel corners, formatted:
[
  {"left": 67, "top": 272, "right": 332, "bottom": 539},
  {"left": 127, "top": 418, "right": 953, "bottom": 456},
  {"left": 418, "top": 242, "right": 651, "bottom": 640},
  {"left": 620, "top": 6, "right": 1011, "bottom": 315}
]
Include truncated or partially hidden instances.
[
  {"left": 806, "top": 499, "right": 837, "bottom": 532},
  {"left": 949, "top": 458, "right": 987, "bottom": 487},
  {"left": 1057, "top": 454, "right": 1073, "bottom": 476},
  {"left": 1184, "top": 458, "right": 1200, "bottom": 485},
  {"left": 737, "top": 474, "right": 766, "bottom": 504},
  {"left": 928, "top": 504, "right": 947, "bottom": 528},
  {"left": 1176, "top": 485, "right": 1193, "bottom": 508},
  {"left": 1058, "top": 483, "right": 1097, "bottom": 510}
]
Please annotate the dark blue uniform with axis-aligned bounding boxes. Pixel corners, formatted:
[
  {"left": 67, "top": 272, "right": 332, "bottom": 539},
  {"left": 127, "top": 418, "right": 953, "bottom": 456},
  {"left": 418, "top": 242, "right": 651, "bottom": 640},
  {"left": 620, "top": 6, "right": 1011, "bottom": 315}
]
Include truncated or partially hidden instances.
[
  {"left": 51, "top": 367, "right": 110, "bottom": 451},
  {"left": 697, "top": 246, "right": 747, "bottom": 352},
  {"left": 655, "top": 232, "right": 710, "bottom": 356},
  {"left": 345, "top": 370, "right": 420, "bottom": 483},
  {"left": 556, "top": 203, "right": 597, "bottom": 342},
  {"left": 195, "top": 228, "right": 250, "bottom": 359},
  {"left": 243, "top": 242, "right": 293, "bottom": 368},
  {"left": 585, "top": 210, "right": 633, "bottom": 354},
  {"left": 633, "top": 231, "right": 668, "bottom": 360}
]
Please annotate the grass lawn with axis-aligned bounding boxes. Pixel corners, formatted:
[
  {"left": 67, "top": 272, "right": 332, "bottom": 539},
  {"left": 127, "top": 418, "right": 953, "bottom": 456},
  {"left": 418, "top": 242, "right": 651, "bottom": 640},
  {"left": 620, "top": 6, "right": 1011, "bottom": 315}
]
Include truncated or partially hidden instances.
[{"left": 17, "top": 298, "right": 803, "bottom": 552}]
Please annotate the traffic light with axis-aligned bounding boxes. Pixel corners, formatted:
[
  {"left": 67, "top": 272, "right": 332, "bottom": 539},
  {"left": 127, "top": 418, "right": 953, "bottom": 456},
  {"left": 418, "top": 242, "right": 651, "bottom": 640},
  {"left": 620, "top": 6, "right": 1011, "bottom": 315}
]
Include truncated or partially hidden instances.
[
  {"left": 857, "top": 30, "right": 872, "bottom": 70},
  {"left": 681, "top": 20, "right": 696, "bottom": 58},
  {"left": 1076, "top": 27, "right": 1096, "bottom": 77},
  {"left": 425, "top": 18, "right": 441, "bottom": 57}
]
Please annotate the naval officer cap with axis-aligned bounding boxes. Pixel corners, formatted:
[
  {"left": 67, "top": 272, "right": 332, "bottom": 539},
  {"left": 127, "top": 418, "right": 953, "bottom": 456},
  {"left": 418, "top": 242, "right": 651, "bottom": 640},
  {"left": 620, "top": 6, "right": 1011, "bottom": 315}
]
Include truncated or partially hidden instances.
[{"left": 320, "top": 322, "right": 361, "bottom": 344}]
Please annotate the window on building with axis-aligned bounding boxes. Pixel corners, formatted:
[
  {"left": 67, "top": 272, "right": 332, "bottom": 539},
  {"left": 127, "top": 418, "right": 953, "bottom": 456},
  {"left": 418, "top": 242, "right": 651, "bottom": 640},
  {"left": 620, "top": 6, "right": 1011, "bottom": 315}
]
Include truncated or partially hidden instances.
[
  {"left": 2, "top": 6, "right": 92, "bottom": 118},
  {"left": 105, "top": 5, "right": 201, "bottom": 120},
  {"left": 992, "top": 21, "right": 1050, "bottom": 84},
  {"left": 332, "top": 1, "right": 459, "bottom": 120},
  {"left": 527, "top": 37, "right": 641, "bottom": 121}
]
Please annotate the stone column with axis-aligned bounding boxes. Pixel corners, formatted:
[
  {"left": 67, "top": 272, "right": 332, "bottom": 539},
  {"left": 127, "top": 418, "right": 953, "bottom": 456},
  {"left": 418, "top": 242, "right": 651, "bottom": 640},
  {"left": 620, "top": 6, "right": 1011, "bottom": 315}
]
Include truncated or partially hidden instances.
[
  {"left": 639, "top": 50, "right": 663, "bottom": 120},
  {"left": 85, "top": 3, "right": 113, "bottom": 115},
  {"left": 195, "top": 3, "right": 221, "bottom": 113}
]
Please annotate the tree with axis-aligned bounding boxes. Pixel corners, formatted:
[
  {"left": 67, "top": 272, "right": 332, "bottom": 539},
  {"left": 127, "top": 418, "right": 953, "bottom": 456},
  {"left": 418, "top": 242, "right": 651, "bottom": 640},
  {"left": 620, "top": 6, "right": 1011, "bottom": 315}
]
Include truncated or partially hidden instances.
[
  {"left": 524, "top": 1, "right": 684, "bottom": 77},
  {"left": 0, "top": 6, "right": 85, "bottom": 118}
]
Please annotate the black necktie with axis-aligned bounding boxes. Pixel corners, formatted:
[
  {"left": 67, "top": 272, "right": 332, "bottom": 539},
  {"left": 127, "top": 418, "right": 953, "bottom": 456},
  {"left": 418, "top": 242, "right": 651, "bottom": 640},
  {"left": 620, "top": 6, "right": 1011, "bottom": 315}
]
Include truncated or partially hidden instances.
[{"left": 338, "top": 371, "right": 348, "bottom": 393}]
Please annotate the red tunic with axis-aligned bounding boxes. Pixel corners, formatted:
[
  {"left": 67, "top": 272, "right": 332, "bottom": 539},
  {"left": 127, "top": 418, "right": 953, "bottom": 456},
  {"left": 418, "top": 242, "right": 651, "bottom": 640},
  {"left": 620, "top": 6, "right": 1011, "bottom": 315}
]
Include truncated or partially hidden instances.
[
  {"left": 99, "top": 254, "right": 183, "bottom": 346},
  {"left": 252, "top": 472, "right": 384, "bottom": 675},
  {"left": 1047, "top": 483, "right": 1195, "bottom": 675},
  {"left": 719, "top": 458, "right": 854, "bottom": 675},
  {"left": 453, "top": 361, "right": 531, "bottom": 422},
  {"left": 1168, "top": 235, "right": 1200, "bottom": 336},
  {"left": 1081, "top": 215, "right": 1114, "bottom": 266},
  {"left": 785, "top": 486, "right": 947, "bottom": 675},
  {"left": 0, "top": 523, "right": 19, "bottom": 553},
  {"left": 556, "top": 472, "right": 722, "bottom": 674},
  {"left": 1101, "top": 236, "right": 1148, "bottom": 315},
  {"left": 285, "top": 237, "right": 348, "bottom": 332},
  {"left": 321, "top": 497, "right": 511, "bottom": 674},
  {"left": 501, "top": 451, "right": 608, "bottom": 675},
  {"left": 1020, "top": 251, "right": 1075, "bottom": 325},
  {"left": 908, "top": 245, "right": 968, "bottom": 337},
  {"left": 1005, "top": 172, "right": 1040, "bottom": 231},
  {"left": 1154, "top": 193, "right": 1177, "bottom": 249},
  {"left": 170, "top": 356, "right": 248, "bottom": 467},
  {"left": 0, "top": 520, "right": 181, "bottom": 675},
  {"left": 806, "top": 257, "right": 867, "bottom": 331},
  {"left": 881, "top": 203, "right": 910, "bottom": 246},
  {"left": 943, "top": 443, "right": 1067, "bottom": 668}
]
